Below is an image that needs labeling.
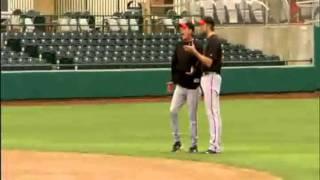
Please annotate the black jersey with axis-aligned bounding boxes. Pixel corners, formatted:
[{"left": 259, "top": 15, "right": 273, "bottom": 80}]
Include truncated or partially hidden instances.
[
  {"left": 202, "top": 35, "right": 222, "bottom": 74},
  {"left": 171, "top": 40, "right": 202, "bottom": 89}
]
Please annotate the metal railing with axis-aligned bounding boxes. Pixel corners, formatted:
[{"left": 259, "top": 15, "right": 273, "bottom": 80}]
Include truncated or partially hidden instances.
[
  {"left": 6, "top": 0, "right": 190, "bottom": 16},
  {"left": 1, "top": 13, "right": 204, "bottom": 34},
  {"left": 54, "top": 0, "right": 142, "bottom": 16},
  {"left": 2, "top": 0, "right": 319, "bottom": 33}
]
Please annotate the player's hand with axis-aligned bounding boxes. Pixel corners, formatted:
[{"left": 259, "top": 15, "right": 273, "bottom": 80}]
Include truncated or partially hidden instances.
[
  {"left": 167, "top": 82, "right": 175, "bottom": 94},
  {"left": 184, "top": 43, "right": 196, "bottom": 54}
]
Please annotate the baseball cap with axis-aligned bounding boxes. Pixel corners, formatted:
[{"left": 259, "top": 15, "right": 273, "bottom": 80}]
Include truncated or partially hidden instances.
[
  {"left": 179, "top": 21, "right": 195, "bottom": 31},
  {"left": 199, "top": 16, "right": 215, "bottom": 27}
]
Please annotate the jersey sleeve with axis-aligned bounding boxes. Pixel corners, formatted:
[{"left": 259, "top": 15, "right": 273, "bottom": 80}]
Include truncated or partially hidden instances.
[{"left": 171, "top": 47, "right": 178, "bottom": 83}]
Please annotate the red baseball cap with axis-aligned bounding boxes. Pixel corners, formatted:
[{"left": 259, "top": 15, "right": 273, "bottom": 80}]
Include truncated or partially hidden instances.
[
  {"left": 198, "top": 16, "right": 215, "bottom": 26},
  {"left": 179, "top": 22, "right": 195, "bottom": 31},
  {"left": 199, "top": 19, "right": 206, "bottom": 25}
]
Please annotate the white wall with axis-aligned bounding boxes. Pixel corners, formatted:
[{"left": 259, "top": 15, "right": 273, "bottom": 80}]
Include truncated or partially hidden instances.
[
  {"left": 217, "top": 24, "right": 314, "bottom": 63},
  {"left": 8, "top": 0, "right": 34, "bottom": 11}
]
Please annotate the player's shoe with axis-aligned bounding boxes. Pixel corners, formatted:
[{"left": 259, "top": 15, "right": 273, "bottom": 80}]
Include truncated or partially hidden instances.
[
  {"left": 188, "top": 145, "right": 198, "bottom": 153},
  {"left": 171, "top": 141, "right": 182, "bottom": 152},
  {"left": 205, "top": 149, "right": 220, "bottom": 154}
]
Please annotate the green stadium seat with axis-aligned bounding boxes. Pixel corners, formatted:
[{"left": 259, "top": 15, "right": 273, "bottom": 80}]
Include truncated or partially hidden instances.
[{"left": 1, "top": 31, "right": 286, "bottom": 70}]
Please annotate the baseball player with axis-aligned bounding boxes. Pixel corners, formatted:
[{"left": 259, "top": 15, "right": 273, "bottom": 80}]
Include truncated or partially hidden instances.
[
  {"left": 168, "top": 22, "right": 202, "bottom": 153},
  {"left": 184, "top": 17, "right": 223, "bottom": 154}
]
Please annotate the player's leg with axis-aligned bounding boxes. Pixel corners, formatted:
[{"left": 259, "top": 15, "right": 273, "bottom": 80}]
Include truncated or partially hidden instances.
[
  {"left": 213, "top": 74, "right": 222, "bottom": 151},
  {"left": 208, "top": 90, "right": 222, "bottom": 153},
  {"left": 215, "top": 90, "right": 222, "bottom": 150},
  {"left": 201, "top": 75, "right": 215, "bottom": 151},
  {"left": 170, "top": 85, "right": 187, "bottom": 151},
  {"left": 201, "top": 74, "right": 222, "bottom": 153},
  {"left": 186, "top": 88, "right": 200, "bottom": 153}
]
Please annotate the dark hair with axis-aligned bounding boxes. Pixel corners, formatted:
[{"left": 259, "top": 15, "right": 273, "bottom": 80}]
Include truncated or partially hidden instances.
[
  {"left": 13, "top": 9, "right": 22, "bottom": 16},
  {"left": 202, "top": 16, "right": 215, "bottom": 31},
  {"left": 186, "top": 22, "right": 195, "bottom": 32}
]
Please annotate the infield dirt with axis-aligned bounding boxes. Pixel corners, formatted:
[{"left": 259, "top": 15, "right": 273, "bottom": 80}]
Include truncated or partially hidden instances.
[{"left": 2, "top": 150, "right": 281, "bottom": 180}]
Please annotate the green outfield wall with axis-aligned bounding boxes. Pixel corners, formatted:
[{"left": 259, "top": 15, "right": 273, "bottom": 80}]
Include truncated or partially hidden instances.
[{"left": 1, "top": 26, "right": 319, "bottom": 100}]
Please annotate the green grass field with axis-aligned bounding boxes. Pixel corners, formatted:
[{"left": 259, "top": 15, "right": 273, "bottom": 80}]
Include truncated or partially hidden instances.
[{"left": 2, "top": 98, "right": 319, "bottom": 180}]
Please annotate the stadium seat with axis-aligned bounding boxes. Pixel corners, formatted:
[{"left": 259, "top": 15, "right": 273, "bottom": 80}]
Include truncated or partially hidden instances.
[
  {"left": 280, "top": 0, "right": 290, "bottom": 22},
  {"left": 69, "top": 19, "right": 78, "bottom": 31},
  {"left": 58, "top": 18, "right": 70, "bottom": 32},
  {"left": 225, "top": 1, "right": 239, "bottom": 23},
  {"left": 24, "top": 45, "right": 38, "bottom": 58},
  {"left": 118, "top": 19, "right": 129, "bottom": 32},
  {"left": 129, "top": 19, "right": 139, "bottom": 32},
  {"left": 106, "top": 18, "right": 120, "bottom": 32},
  {"left": 79, "top": 18, "right": 91, "bottom": 31},
  {"left": 163, "top": 18, "right": 176, "bottom": 32},
  {"left": 8, "top": 14, "right": 23, "bottom": 32},
  {"left": 1, "top": 31, "right": 285, "bottom": 70},
  {"left": 238, "top": 0, "right": 251, "bottom": 23},
  {"left": 6, "top": 38, "right": 21, "bottom": 52},
  {"left": 249, "top": 0, "right": 267, "bottom": 23}
]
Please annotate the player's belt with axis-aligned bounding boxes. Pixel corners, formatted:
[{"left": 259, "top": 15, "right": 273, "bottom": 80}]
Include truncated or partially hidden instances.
[{"left": 203, "top": 71, "right": 219, "bottom": 76}]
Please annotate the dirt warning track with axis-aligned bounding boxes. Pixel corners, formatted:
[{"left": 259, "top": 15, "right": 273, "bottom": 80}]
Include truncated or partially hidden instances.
[{"left": 1, "top": 92, "right": 319, "bottom": 107}]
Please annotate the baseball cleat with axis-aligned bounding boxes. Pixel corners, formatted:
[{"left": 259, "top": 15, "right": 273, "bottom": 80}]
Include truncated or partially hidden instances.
[
  {"left": 188, "top": 145, "right": 198, "bottom": 153},
  {"left": 171, "top": 141, "right": 182, "bottom": 152},
  {"left": 205, "top": 149, "right": 219, "bottom": 154}
]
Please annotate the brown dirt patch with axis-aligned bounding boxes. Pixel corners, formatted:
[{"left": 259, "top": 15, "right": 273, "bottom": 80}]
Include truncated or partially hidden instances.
[
  {"left": 1, "top": 92, "right": 319, "bottom": 107},
  {"left": 2, "top": 150, "right": 281, "bottom": 180}
]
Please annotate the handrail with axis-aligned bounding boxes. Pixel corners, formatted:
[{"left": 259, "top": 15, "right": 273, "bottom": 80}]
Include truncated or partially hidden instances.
[
  {"left": 296, "top": 0, "right": 319, "bottom": 6},
  {"left": 246, "top": 0, "right": 270, "bottom": 11}
]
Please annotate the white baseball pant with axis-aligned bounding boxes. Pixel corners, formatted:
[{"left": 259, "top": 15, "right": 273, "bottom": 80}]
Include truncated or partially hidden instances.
[
  {"left": 201, "top": 72, "right": 222, "bottom": 152},
  {"left": 170, "top": 85, "right": 200, "bottom": 147}
]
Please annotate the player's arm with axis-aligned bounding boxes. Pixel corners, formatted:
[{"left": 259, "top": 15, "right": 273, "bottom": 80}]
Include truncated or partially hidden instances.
[
  {"left": 171, "top": 47, "right": 178, "bottom": 83},
  {"left": 167, "top": 47, "right": 178, "bottom": 93},
  {"left": 194, "top": 41, "right": 204, "bottom": 67},
  {"left": 184, "top": 43, "right": 213, "bottom": 68},
  {"left": 194, "top": 49, "right": 213, "bottom": 68},
  {"left": 186, "top": 41, "right": 203, "bottom": 75},
  {"left": 194, "top": 41, "right": 203, "bottom": 72}
]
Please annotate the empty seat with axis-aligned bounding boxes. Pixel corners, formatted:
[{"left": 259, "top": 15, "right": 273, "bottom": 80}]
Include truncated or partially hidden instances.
[
  {"left": 129, "top": 19, "right": 139, "bottom": 32},
  {"left": 69, "top": 19, "right": 78, "bottom": 31},
  {"left": 162, "top": 18, "right": 175, "bottom": 32},
  {"left": 6, "top": 57, "right": 17, "bottom": 64},
  {"left": 79, "top": 18, "right": 91, "bottom": 31},
  {"left": 118, "top": 19, "right": 129, "bottom": 32},
  {"left": 87, "top": 39, "right": 98, "bottom": 45},
  {"left": 225, "top": 1, "right": 239, "bottom": 23},
  {"left": 58, "top": 18, "right": 70, "bottom": 32},
  {"left": 214, "top": 0, "right": 228, "bottom": 24},
  {"left": 9, "top": 15, "right": 23, "bottom": 32},
  {"left": 77, "top": 57, "right": 87, "bottom": 64},
  {"left": 106, "top": 18, "right": 120, "bottom": 32},
  {"left": 238, "top": 0, "right": 251, "bottom": 23},
  {"left": 249, "top": 0, "right": 267, "bottom": 23},
  {"left": 1, "top": 32, "right": 285, "bottom": 70}
]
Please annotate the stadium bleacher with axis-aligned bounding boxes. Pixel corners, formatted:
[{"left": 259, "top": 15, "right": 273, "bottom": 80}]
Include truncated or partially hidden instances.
[{"left": 1, "top": 31, "right": 284, "bottom": 70}]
